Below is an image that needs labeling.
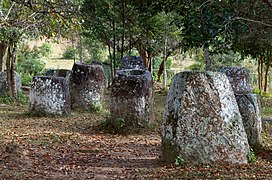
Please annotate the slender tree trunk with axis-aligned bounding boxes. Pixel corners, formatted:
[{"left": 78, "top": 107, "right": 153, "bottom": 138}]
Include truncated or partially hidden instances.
[
  {"left": 204, "top": 46, "right": 211, "bottom": 71},
  {"left": 108, "top": 43, "right": 114, "bottom": 83},
  {"left": 258, "top": 57, "right": 262, "bottom": 90},
  {"left": 6, "top": 44, "right": 12, "bottom": 96},
  {"left": 129, "top": 33, "right": 132, "bottom": 55},
  {"left": 264, "top": 50, "right": 272, "bottom": 93},
  {"left": 113, "top": 19, "right": 116, "bottom": 76},
  {"left": 157, "top": 53, "right": 171, "bottom": 82},
  {"left": 260, "top": 56, "right": 264, "bottom": 91},
  {"left": 10, "top": 43, "right": 17, "bottom": 98},
  {"left": 264, "top": 62, "right": 270, "bottom": 93},
  {"left": 147, "top": 51, "right": 152, "bottom": 72},
  {"left": 0, "top": 43, "right": 7, "bottom": 72},
  {"left": 120, "top": 1, "right": 125, "bottom": 59},
  {"left": 79, "top": 34, "right": 83, "bottom": 63},
  {"left": 162, "top": 37, "right": 168, "bottom": 90}
]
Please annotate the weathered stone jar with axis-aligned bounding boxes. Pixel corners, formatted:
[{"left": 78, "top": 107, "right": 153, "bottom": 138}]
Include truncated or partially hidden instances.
[
  {"left": 45, "top": 69, "right": 71, "bottom": 78},
  {"left": 119, "top": 56, "right": 146, "bottom": 70},
  {"left": 220, "top": 66, "right": 262, "bottom": 147},
  {"left": 69, "top": 62, "right": 104, "bottom": 111},
  {"left": 161, "top": 71, "right": 249, "bottom": 164},
  {"left": 219, "top": 66, "right": 252, "bottom": 94},
  {"left": 29, "top": 76, "right": 70, "bottom": 116},
  {"left": 110, "top": 69, "right": 154, "bottom": 127}
]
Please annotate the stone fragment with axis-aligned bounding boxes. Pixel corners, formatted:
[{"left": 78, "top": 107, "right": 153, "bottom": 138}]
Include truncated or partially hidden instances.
[
  {"left": 119, "top": 56, "right": 145, "bottom": 70},
  {"left": 236, "top": 94, "right": 262, "bottom": 147},
  {"left": 29, "top": 76, "right": 70, "bottom": 116},
  {"left": 110, "top": 69, "right": 154, "bottom": 127},
  {"left": 69, "top": 62, "right": 104, "bottom": 111},
  {"left": 0, "top": 71, "right": 22, "bottom": 95},
  {"left": 219, "top": 66, "right": 252, "bottom": 94},
  {"left": 161, "top": 71, "right": 249, "bottom": 164}
]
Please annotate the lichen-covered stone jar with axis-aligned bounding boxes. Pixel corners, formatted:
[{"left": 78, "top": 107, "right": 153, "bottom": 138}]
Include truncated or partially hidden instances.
[{"left": 161, "top": 71, "right": 249, "bottom": 164}]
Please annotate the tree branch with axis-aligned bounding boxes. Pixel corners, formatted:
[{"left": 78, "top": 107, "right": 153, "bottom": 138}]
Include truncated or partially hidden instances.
[
  {"left": 3, "top": 2, "right": 15, "bottom": 21},
  {"left": 234, "top": 17, "right": 272, "bottom": 27}
]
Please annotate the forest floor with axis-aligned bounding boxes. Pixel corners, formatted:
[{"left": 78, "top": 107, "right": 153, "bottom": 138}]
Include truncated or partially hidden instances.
[{"left": 0, "top": 88, "right": 272, "bottom": 179}]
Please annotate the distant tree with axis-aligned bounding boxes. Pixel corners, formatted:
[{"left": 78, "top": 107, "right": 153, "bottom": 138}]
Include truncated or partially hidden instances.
[{"left": 0, "top": 0, "right": 82, "bottom": 98}]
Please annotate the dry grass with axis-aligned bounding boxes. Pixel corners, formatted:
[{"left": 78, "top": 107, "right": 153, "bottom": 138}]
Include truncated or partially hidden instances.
[{"left": 45, "top": 59, "right": 74, "bottom": 70}]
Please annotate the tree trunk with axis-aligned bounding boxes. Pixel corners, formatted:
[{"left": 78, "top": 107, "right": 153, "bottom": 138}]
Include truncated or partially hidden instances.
[
  {"left": 260, "top": 56, "right": 264, "bottom": 90},
  {"left": 147, "top": 51, "right": 152, "bottom": 72},
  {"left": 258, "top": 57, "right": 262, "bottom": 90},
  {"left": 162, "top": 37, "right": 168, "bottom": 90},
  {"left": 264, "top": 62, "right": 270, "bottom": 93},
  {"left": 0, "top": 43, "right": 7, "bottom": 72},
  {"left": 204, "top": 46, "right": 211, "bottom": 71},
  {"left": 6, "top": 44, "right": 12, "bottom": 96},
  {"left": 120, "top": 1, "right": 125, "bottom": 59},
  {"left": 113, "top": 19, "right": 116, "bottom": 76},
  {"left": 10, "top": 43, "right": 17, "bottom": 98},
  {"left": 108, "top": 43, "right": 114, "bottom": 83},
  {"left": 264, "top": 51, "right": 272, "bottom": 93}
]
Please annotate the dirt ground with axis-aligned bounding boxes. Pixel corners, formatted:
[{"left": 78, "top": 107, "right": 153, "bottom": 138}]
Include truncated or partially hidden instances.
[{"left": 0, "top": 91, "right": 272, "bottom": 179}]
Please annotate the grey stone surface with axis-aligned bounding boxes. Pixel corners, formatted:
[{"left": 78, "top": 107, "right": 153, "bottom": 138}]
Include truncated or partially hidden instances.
[
  {"left": 29, "top": 76, "right": 70, "bottom": 116},
  {"left": 219, "top": 66, "right": 252, "bottom": 94},
  {"left": 69, "top": 62, "right": 104, "bottom": 111},
  {"left": 236, "top": 94, "right": 262, "bottom": 147},
  {"left": 91, "top": 60, "right": 111, "bottom": 88},
  {"left": 119, "top": 56, "right": 145, "bottom": 70},
  {"left": 45, "top": 69, "right": 71, "bottom": 78},
  {"left": 110, "top": 69, "right": 154, "bottom": 127},
  {"left": 0, "top": 71, "right": 22, "bottom": 95},
  {"left": 161, "top": 71, "right": 249, "bottom": 164}
]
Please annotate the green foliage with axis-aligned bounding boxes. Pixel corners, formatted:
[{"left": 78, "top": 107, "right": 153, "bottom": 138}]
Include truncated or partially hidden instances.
[
  {"left": 115, "top": 117, "right": 126, "bottom": 130},
  {"left": 0, "top": 94, "right": 13, "bottom": 104},
  {"left": 20, "top": 73, "right": 33, "bottom": 87},
  {"left": 252, "top": 88, "right": 272, "bottom": 98},
  {"left": 62, "top": 46, "right": 78, "bottom": 59},
  {"left": 188, "top": 63, "right": 205, "bottom": 71},
  {"left": 39, "top": 43, "right": 53, "bottom": 57},
  {"left": 16, "top": 43, "right": 50, "bottom": 86},
  {"left": 0, "top": 92, "right": 28, "bottom": 104},
  {"left": 247, "top": 148, "right": 257, "bottom": 163},
  {"left": 175, "top": 156, "right": 184, "bottom": 166},
  {"left": 91, "top": 104, "right": 103, "bottom": 113}
]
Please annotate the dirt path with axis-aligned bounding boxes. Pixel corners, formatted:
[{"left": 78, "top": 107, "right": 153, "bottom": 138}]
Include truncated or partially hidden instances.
[{"left": 1, "top": 92, "right": 272, "bottom": 179}]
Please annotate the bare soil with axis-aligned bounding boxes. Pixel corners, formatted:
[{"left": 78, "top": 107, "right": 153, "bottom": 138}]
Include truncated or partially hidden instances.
[{"left": 0, "top": 91, "right": 272, "bottom": 179}]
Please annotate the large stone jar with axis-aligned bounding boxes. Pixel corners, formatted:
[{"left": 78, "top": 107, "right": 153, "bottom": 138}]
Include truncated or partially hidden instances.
[
  {"left": 29, "top": 76, "right": 70, "bottom": 116},
  {"left": 161, "top": 71, "right": 249, "bottom": 164},
  {"left": 219, "top": 66, "right": 262, "bottom": 147},
  {"left": 69, "top": 62, "right": 104, "bottom": 111},
  {"left": 110, "top": 69, "right": 154, "bottom": 127}
]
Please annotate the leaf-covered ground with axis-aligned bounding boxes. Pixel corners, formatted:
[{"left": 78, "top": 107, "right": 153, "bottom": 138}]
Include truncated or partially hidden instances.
[{"left": 0, "top": 90, "right": 272, "bottom": 179}]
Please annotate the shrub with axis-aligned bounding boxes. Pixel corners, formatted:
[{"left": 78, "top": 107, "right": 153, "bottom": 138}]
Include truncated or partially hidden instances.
[
  {"left": 16, "top": 43, "right": 49, "bottom": 86},
  {"left": 62, "top": 46, "right": 78, "bottom": 59}
]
